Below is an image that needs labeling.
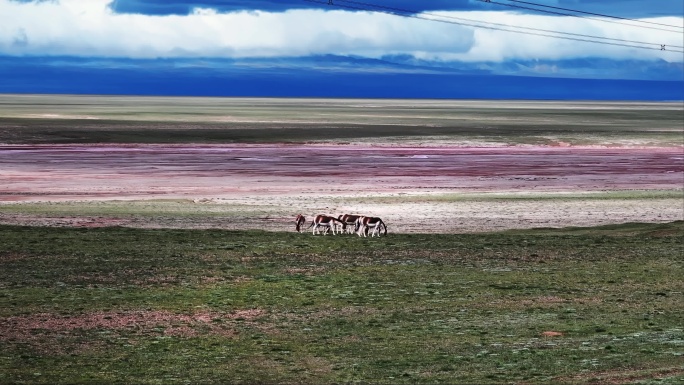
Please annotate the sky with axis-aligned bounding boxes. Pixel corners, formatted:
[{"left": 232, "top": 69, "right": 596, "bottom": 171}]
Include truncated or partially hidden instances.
[{"left": 0, "top": 0, "right": 682, "bottom": 99}]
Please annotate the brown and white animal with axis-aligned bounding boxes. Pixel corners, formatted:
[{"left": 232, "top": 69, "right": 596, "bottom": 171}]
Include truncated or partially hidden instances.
[
  {"left": 295, "top": 214, "right": 306, "bottom": 233},
  {"left": 310, "top": 214, "right": 346, "bottom": 235},
  {"left": 338, "top": 214, "right": 362, "bottom": 234},
  {"left": 355, "top": 216, "right": 388, "bottom": 237}
]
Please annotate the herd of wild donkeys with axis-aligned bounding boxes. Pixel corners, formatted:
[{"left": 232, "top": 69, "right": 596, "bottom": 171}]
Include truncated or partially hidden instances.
[{"left": 295, "top": 214, "right": 388, "bottom": 237}]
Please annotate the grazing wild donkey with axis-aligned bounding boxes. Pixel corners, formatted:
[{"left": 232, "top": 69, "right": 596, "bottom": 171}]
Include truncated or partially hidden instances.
[
  {"left": 309, "top": 214, "right": 346, "bottom": 235},
  {"left": 295, "top": 214, "right": 306, "bottom": 233},
  {"left": 355, "top": 216, "right": 388, "bottom": 237},
  {"left": 338, "top": 214, "right": 362, "bottom": 234}
]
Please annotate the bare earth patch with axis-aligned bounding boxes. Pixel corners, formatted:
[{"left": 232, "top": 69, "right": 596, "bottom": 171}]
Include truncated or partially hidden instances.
[{"left": 0, "top": 309, "right": 265, "bottom": 354}]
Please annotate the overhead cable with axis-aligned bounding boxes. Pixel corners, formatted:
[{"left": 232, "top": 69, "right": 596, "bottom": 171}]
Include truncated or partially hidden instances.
[
  {"left": 305, "top": 0, "right": 684, "bottom": 53},
  {"left": 479, "top": 0, "right": 683, "bottom": 34},
  {"left": 497, "top": 0, "right": 684, "bottom": 31}
]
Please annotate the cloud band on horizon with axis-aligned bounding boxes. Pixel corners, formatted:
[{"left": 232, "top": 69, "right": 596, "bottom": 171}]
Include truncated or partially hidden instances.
[{"left": 1, "top": 0, "right": 682, "bottom": 63}]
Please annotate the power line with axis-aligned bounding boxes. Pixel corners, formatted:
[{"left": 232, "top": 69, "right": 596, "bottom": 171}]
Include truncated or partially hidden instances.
[
  {"left": 499, "top": 0, "right": 684, "bottom": 31},
  {"left": 347, "top": 0, "right": 683, "bottom": 50},
  {"left": 306, "top": 0, "right": 684, "bottom": 53},
  {"left": 479, "top": 0, "right": 683, "bottom": 34}
]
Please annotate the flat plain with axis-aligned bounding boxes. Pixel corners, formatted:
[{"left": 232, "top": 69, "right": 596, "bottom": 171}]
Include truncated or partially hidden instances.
[
  {"left": 0, "top": 94, "right": 682, "bottom": 384},
  {"left": 1, "top": 94, "right": 682, "bottom": 232}
]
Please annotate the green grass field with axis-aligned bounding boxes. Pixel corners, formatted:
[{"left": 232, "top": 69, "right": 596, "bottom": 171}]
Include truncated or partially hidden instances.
[{"left": 1, "top": 222, "right": 682, "bottom": 384}]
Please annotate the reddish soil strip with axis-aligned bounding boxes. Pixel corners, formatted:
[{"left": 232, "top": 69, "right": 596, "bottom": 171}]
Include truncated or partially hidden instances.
[
  {"left": 0, "top": 144, "right": 682, "bottom": 199},
  {"left": 0, "top": 309, "right": 263, "bottom": 341},
  {"left": 1, "top": 144, "right": 682, "bottom": 232}
]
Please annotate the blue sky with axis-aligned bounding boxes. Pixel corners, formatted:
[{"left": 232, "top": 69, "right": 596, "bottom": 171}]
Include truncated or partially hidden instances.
[{"left": 0, "top": 0, "right": 682, "bottom": 99}]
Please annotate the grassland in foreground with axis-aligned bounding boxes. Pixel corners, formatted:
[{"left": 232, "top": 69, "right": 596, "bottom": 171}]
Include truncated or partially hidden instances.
[{"left": 1, "top": 222, "right": 682, "bottom": 384}]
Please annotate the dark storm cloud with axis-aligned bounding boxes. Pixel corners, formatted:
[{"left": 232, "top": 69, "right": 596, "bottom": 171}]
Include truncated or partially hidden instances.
[
  {"left": 109, "top": 1, "right": 482, "bottom": 15},
  {"left": 108, "top": 0, "right": 683, "bottom": 17}
]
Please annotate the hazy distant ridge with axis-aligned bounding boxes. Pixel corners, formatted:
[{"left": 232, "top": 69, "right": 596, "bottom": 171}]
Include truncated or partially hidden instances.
[{"left": 1, "top": 55, "right": 682, "bottom": 100}]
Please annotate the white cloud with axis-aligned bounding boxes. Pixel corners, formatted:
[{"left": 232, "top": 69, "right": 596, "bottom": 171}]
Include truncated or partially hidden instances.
[{"left": 0, "top": 0, "right": 681, "bottom": 62}]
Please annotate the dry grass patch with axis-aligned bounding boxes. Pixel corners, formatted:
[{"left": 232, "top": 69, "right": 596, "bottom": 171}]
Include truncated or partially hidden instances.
[
  {"left": 283, "top": 266, "right": 327, "bottom": 276},
  {"left": 555, "top": 366, "right": 684, "bottom": 385},
  {"left": 0, "top": 309, "right": 265, "bottom": 343}
]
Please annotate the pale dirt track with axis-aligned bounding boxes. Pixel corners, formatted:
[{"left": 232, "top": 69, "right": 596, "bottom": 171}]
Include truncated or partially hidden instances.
[{"left": 1, "top": 144, "right": 682, "bottom": 233}]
